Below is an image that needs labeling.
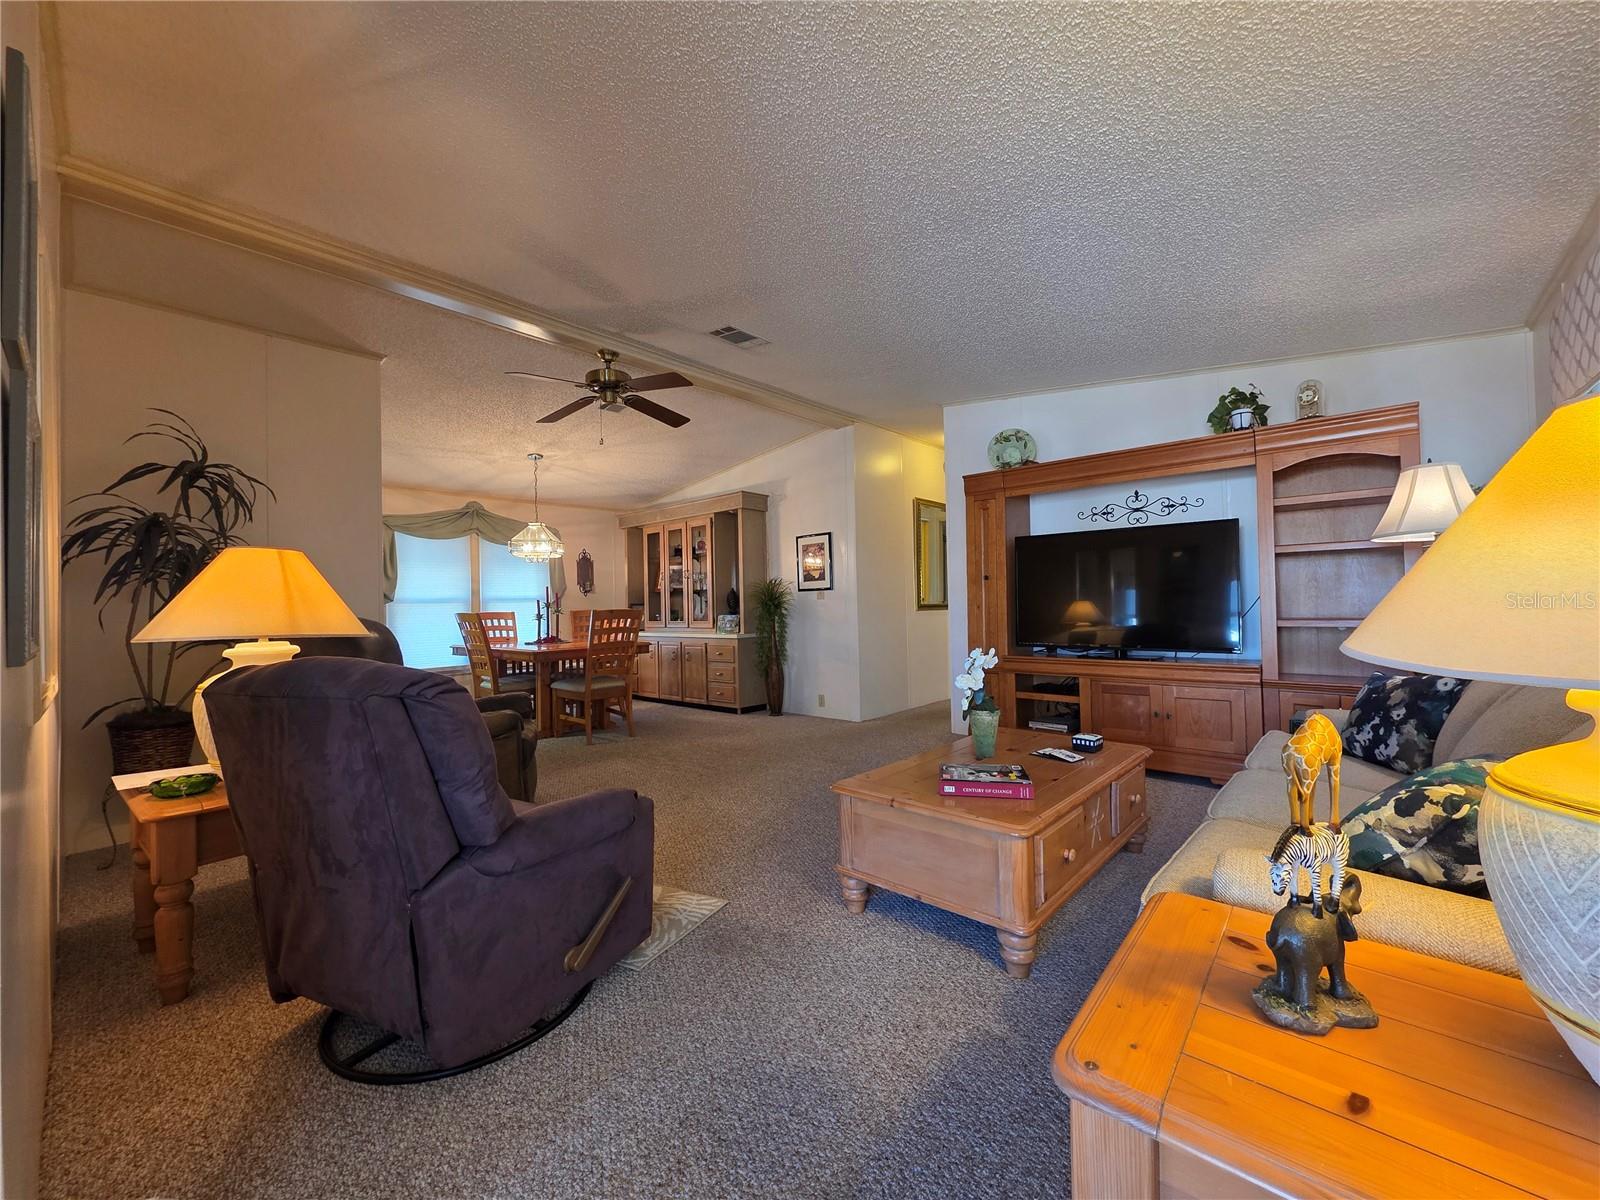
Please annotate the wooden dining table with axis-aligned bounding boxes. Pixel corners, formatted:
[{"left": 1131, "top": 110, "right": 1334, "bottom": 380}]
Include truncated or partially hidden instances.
[{"left": 450, "top": 640, "right": 648, "bottom": 738}]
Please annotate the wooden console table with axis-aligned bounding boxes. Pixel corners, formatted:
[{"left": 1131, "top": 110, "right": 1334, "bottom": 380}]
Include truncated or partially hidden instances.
[
  {"left": 121, "top": 778, "right": 241, "bottom": 1005},
  {"left": 1052, "top": 892, "right": 1599, "bottom": 1198},
  {"left": 833, "top": 729, "right": 1150, "bottom": 978}
]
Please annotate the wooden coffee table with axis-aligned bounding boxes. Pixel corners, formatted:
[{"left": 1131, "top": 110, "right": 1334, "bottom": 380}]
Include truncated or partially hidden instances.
[
  {"left": 832, "top": 728, "right": 1150, "bottom": 978},
  {"left": 1053, "top": 891, "right": 1600, "bottom": 1199}
]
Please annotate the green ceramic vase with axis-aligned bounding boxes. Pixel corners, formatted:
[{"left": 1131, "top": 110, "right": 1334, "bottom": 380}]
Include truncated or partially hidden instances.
[{"left": 969, "top": 708, "right": 1000, "bottom": 760}]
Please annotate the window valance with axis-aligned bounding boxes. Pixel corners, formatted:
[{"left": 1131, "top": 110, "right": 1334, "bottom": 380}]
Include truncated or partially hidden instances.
[{"left": 383, "top": 501, "right": 564, "bottom": 602}]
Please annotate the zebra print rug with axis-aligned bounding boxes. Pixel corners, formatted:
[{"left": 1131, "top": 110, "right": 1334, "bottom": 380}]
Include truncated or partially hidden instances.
[{"left": 616, "top": 885, "right": 727, "bottom": 971}]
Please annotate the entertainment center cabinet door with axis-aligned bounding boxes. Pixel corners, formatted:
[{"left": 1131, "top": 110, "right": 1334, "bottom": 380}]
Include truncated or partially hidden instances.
[
  {"left": 1091, "top": 681, "right": 1162, "bottom": 745},
  {"left": 1162, "top": 686, "right": 1251, "bottom": 758}
]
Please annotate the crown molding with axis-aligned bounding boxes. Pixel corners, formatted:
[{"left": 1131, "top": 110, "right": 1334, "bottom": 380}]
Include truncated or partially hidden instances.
[{"left": 56, "top": 155, "right": 859, "bottom": 432}]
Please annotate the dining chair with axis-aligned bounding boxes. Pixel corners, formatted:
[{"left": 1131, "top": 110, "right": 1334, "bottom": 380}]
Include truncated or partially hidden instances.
[
  {"left": 456, "top": 612, "right": 534, "bottom": 698},
  {"left": 480, "top": 611, "right": 518, "bottom": 648},
  {"left": 550, "top": 609, "right": 642, "bottom": 744}
]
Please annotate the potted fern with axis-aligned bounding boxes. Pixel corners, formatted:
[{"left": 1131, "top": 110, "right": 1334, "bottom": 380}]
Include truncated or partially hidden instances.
[
  {"left": 752, "top": 577, "right": 792, "bottom": 716},
  {"left": 62, "top": 410, "right": 272, "bottom": 772}
]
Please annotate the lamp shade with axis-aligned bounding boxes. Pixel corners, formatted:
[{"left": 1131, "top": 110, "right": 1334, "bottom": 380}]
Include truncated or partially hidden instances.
[
  {"left": 1342, "top": 398, "right": 1600, "bottom": 689},
  {"left": 1063, "top": 599, "right": 1105, "bottom": 626},
  {"left": 131, "top": 547, "right": 368, "bottom": 643},
  {"left": 1370, "top": 462, "right": 1476, "bottom": 542}
]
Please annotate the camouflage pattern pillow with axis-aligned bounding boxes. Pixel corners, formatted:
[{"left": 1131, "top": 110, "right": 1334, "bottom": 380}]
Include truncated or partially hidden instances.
[
  {"left": 1341, "top": 671, "right": 1468, "bottom": 774},
  {"left": 1344, "top": 756, "right": 1500, "bottom": 897}
]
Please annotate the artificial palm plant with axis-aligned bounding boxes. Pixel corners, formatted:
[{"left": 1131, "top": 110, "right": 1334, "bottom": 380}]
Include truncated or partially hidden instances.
[
  {"left": 751, "top": 577, "right": 792, "bottom": 716},
  {"left": 62, "top": 410, "right": 272, "bottom": 757}
]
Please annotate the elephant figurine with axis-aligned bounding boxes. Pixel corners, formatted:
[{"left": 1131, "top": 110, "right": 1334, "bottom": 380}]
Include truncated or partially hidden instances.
[{"left": 1252, "top": 872, "right": 1378, "bottom": 1035}]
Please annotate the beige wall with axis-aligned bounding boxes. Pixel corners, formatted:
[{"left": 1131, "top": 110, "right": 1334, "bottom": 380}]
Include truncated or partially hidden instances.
[
  {"left": 1, "top": 9, "right": 62, "bottom": 1195},
  {"left": 60, "top": 290, "right": 382, "bottom": 855}
]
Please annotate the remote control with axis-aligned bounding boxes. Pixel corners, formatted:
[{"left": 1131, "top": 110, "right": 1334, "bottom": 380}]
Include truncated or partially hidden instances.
[{"left": 1030, "top": 747, "right": 1084, "bottom": 763}]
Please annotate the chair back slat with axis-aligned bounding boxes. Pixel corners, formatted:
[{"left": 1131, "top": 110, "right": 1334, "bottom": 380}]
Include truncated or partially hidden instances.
[
  {"left": 456, "top": 612, "right": 497, "bottom": 695},
  {"left": 586, "top": 610, "right": 642, "bottom": 680},
  {"left": 568, "top": 609, "right": 593, "bottom": 644},
  {"left": 479, "top": 612, "right": 518, "bottom": 647}
]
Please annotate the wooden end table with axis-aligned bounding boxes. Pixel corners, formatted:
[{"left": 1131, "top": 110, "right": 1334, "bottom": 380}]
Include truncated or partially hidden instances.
[
  {"left": 831, "top": 729, "right": 1151, "bottom": 978},
  {"left": 121, "top": 779, "right": 241, "bottom": 1005},
  {"left": 1052, "top": 891, "right": 1600, "bottom": 1198}
]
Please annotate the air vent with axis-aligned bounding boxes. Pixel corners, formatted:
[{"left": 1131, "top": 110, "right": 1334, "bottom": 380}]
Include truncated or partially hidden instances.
[{"left": 707, "top": 325, "right": 770, "bottom": 349}]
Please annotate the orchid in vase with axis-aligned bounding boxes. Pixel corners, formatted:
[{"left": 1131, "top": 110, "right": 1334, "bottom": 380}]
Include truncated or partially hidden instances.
[{"left": 956, "top": 647, "right": 1002, "bottom": 760}]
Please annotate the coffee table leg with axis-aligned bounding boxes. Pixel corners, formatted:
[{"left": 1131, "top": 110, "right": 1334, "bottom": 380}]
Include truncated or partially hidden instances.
[
  {"left": 998, "top": 929, "right": 1037, "bottom": 979},
  {"left": 841, "top": 875, "right": 870, "bottom": 914},
  {"left": 1123, "top": 826, "right": 1148, "bottom": 854},
  {"left": 130, "top": 828, "right": 156, "bottom": 954}
]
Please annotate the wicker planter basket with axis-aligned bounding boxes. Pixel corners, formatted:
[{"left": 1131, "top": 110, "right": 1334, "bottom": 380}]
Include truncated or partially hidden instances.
[{"left": 107, "top": 714, "right": 196, "bottom": 775}]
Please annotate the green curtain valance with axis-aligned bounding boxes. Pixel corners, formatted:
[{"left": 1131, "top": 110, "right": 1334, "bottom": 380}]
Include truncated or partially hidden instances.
[{"left": 383, "top": 501, "right": 565, "bottom": 603}]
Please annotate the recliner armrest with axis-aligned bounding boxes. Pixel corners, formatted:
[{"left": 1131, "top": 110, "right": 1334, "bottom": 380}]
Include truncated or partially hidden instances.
[
  {"left": 462, "top": 789, "right": 647, "bottom": 876},
  {"left": 476, "top": 693, "right": 534, "bottom": 720}
]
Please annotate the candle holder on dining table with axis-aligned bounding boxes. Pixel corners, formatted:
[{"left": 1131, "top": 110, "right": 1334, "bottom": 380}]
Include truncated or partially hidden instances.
[{"left": 534, "top": 587, "right": 566, "bottom": 645}]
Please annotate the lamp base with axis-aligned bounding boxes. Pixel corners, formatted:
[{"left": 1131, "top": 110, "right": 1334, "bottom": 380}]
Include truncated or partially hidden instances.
[
  {"left": 192, "top": 639, "right": 301, "bottom": 770},
  {"left": 1481, "top": 688, "right": 1600, "bottom": 1083}
]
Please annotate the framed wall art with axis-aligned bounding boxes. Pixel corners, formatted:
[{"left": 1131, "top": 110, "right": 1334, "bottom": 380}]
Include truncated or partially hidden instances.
[{"left": 795, "top": 532, "right": 834, "bottom": 592}]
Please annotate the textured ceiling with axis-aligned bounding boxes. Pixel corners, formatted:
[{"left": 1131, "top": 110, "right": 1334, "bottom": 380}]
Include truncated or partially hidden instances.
[
  {"left": 53, "top": 2, "right": 1600, "bottom": 441},
  {"left": 64, "top": 201, "right": 823, "bottom": 507}
]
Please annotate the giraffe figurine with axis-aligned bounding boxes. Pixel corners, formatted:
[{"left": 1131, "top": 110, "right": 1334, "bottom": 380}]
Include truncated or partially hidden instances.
[{"left": 1273, "top": 713, "right": 1349, "bottom": 916}]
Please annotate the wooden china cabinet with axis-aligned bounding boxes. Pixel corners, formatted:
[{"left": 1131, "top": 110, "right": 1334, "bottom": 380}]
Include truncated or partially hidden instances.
[{"left": 620, "top": 490, "right": 768, "bottom": 712}]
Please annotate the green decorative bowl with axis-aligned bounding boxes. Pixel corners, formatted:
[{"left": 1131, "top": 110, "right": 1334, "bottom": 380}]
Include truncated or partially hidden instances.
[{"left": 148, "top": 772, "right": 221, "bottom": 800}]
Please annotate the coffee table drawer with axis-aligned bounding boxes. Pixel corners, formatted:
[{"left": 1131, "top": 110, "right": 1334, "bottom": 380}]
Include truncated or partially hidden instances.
[
  {"left": 1114, "top": 768, "right": 1146, "bottom": 836},
  {"left": 1037, "top": 806, "right": 1090, "bottom": 903}
]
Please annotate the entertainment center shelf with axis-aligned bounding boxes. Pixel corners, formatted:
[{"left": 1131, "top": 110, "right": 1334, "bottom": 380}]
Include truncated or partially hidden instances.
[{"left": 964, "top": 404, "right": 1420, "bottom": 779}]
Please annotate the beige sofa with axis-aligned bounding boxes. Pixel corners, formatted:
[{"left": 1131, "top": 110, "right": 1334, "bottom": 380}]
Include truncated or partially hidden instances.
[{"left": 1142, "top": 681, "right": 1590, "bottom": 975}]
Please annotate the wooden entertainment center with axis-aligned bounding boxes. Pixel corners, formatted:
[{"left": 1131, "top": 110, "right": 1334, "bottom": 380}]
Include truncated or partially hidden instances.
[{"left": 964, "top": 404, "right": 1420, "bottom": 783}]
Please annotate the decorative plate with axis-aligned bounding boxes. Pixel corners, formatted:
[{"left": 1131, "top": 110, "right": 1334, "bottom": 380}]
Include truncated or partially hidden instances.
[{"left": 988, "top": 428, "right": 1038, "bottom": 469}]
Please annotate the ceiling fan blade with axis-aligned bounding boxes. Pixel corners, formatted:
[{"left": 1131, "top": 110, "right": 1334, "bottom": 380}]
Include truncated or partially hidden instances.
[
  {"left": 507, "top": 370, "right": 586, "bottom": 386},
  {"left": 537, "top": 396, "right": 599, "bottom": 423},
  {"left": 622, "top": 371, "right": 693, "bottom": 392},
  {"left": 623, "top": 394, "right": 691, "bottom": 428}
]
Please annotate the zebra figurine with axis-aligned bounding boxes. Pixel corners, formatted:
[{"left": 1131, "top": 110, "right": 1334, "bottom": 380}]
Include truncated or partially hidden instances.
[{"left": 1267, "top": 823, "right": 1350, "bottom": 918}]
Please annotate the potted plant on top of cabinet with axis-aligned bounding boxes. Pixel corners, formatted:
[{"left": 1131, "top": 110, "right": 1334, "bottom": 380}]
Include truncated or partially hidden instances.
[
  {"left": 62, "top": 409, "right": 272, "bottom": 773},
  {"left": 752, "top": 577, "right": 792, "bottom": 716}
]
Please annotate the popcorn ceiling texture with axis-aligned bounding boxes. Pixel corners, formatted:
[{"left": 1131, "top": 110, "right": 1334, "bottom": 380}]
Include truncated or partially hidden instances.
[
  {"left": 55, "top": 2, "right": 1600, "bottom": 440},
  {"left": 65, "top": 201, "right": 823, "bottom": 508}
]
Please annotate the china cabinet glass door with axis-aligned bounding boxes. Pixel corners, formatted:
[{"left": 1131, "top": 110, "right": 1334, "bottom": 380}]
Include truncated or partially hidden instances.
[
  {"left": 665, "top": 523, "right": 687, "bottom": 625},
  {"left": 645, "top": 526, "right": 665, "bottom": 626},
  {"left": 687, "top": 517, "right": 713, "bottom": 628}
]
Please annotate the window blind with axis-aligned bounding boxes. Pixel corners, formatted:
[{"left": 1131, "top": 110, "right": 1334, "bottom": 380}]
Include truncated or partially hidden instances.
[
  {"left": 479, "top": 541, "right": 550, "bottom": 642},
  {"left": 386, "top": 533, "right": 472, "bottom": 668}
]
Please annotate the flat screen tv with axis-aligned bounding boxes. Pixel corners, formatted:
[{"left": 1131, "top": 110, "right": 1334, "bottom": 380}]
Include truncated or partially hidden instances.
[{"left": 1013, "top": 519, "right": 1242, "bottom": 654}]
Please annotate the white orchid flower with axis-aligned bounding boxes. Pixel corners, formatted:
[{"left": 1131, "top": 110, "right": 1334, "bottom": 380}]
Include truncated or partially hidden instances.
[{"left": 954, "top": 671, "right": 982, "bottom": 692}]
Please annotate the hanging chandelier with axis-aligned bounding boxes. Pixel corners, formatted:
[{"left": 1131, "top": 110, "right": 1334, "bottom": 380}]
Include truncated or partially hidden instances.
[{"left": 509, "top": 452, "right": 565, "bottom": 562}]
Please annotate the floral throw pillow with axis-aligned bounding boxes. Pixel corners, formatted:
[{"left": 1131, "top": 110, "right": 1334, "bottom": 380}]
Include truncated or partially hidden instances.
[
  {"left": 1344, "top": 757, "right": 1500, "bottom": 897},
  {"left": 1341, "top": 671, "right": 1468, "bottom": 774}
]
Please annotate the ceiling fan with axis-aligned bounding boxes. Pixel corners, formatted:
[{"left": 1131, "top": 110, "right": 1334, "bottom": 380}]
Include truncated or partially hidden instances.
[{"left": 507, "top": 348, "right": 692, "bottom": 428}]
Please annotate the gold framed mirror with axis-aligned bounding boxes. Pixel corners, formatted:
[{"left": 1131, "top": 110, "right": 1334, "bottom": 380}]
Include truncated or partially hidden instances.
[{"left": 913, "top": 498, "right": 948, "bottom": 610}]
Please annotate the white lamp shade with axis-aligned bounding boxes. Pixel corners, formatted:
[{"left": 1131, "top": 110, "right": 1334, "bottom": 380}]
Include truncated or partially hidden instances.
[
  {"left": 508, "top": 521, "right": 565, "bottom": 562},
  {"left": 1370, "top": 462, "right": 1476, "bottom": 542},
  {"left": 1343, "top": 398, "right": 1600, "bottom": 689},
  {"left": 131, "top": 547, "right": 368, "bottom": 643}
]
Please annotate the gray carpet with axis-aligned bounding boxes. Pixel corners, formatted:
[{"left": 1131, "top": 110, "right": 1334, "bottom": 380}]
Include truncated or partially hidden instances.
[{"left": 41, "top": 701, "right": 1215, "bottom": 1200}]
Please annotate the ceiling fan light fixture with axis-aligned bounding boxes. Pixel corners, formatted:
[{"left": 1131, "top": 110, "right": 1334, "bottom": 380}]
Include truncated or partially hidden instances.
[{"left": 510, "top": 452, "right": 566, "bottom": 562}]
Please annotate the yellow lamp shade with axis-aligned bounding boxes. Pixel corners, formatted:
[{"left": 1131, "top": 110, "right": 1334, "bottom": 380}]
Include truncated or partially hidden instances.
[
  {"left": 1370, "top": 462, "right": 1476, "bottom": 543},
  {"left": 132, "top": 547, "right": 369, "bottom": 643},
  {"left": 1342, "top": 398, "right": 1600, "bottom": 690},
  {"left": 1063, "top": 599, "right": 1105, "bottom": 626}
]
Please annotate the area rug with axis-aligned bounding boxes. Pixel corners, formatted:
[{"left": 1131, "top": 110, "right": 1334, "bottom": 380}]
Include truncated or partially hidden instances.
[{"left": 617, "top": 884, "right": 727, "bottom": 971}]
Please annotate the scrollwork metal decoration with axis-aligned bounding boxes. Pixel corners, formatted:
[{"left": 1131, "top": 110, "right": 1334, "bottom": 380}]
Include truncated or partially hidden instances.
[{"left": 1079, "top": 489, "right": 1204, "bottom": 525}]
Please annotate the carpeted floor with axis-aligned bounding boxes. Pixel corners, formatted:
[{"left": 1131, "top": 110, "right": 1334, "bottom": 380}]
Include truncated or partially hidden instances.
[{"left": 41, "top": 701, "right": 1215, "bottom": 1200}]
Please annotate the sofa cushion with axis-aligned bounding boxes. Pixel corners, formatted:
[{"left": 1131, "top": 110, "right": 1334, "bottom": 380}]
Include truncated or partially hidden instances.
[
  {"left": 1140, "top": 819, "right": 1276, "bottom": 905},
  {"left": 1211, "top": 848, "right": 1517, "bottom": 975},
  {"left": 1246, "top": 729, "right": 1407, "bottom": 799},
  {"left": 1206, "top": 769, "right": 1292, "bottom": 828},
  {"left": 1434, "top": 681, "right": 1591, "bottom": 763},
  {"left": 1342, "top": 671, "right": 1468, "bottom": 774},
  {"left": 1344, "top": 757, "right": 1500, "bottom": 897}
]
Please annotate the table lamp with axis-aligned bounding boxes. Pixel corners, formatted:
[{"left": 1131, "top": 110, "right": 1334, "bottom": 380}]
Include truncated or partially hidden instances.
[
  {"left": 1342, "top": 397, "right": 1600, "bottom": 1080},
  {"left": 1370, "top": 461, "right": 1475, "bottom": 542},
  {"left": 132, "top": 547, "right": 371, "bottom": 769},
  {"left": 1062, "top": 599, "right": 1105, "bottom": 628}
]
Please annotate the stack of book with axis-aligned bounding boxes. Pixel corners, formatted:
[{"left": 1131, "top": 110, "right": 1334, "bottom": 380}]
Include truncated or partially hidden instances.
[{"left": 938, "top": 762, "right": 1034, "bottom": 800}]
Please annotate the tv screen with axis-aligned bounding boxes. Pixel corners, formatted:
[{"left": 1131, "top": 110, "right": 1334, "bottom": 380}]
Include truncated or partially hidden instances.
[{"left": 1013, "top": 519, "right": 1242, "bottom": 654}]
